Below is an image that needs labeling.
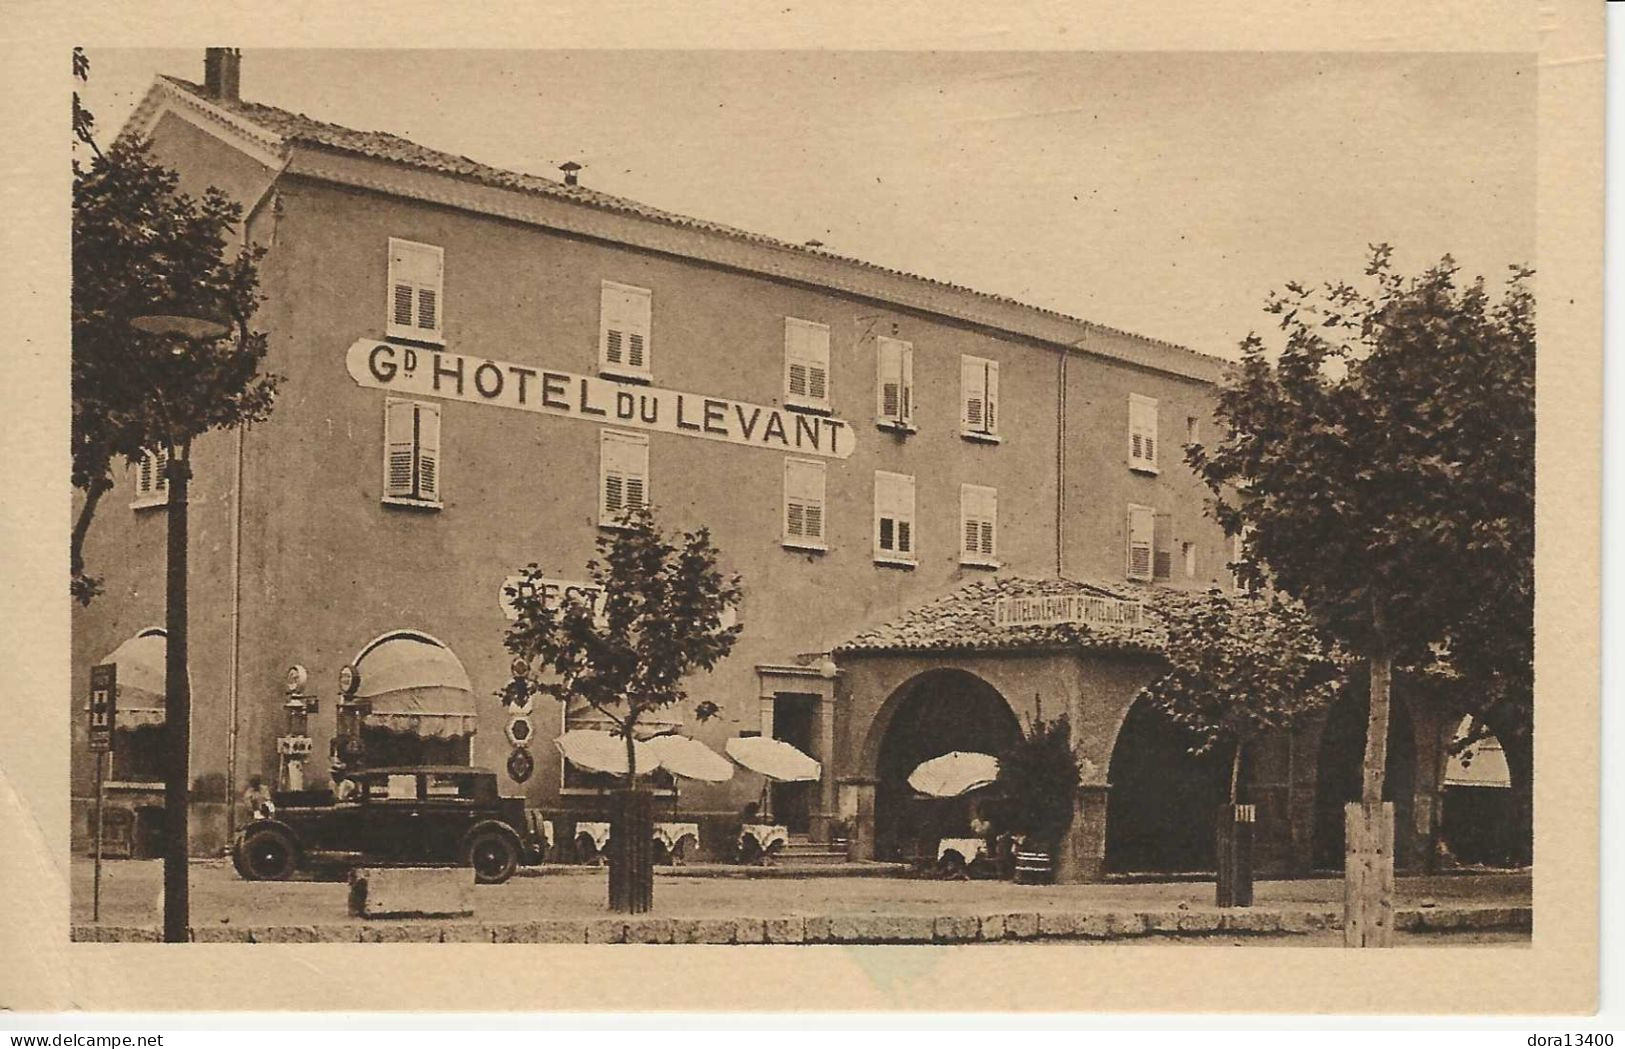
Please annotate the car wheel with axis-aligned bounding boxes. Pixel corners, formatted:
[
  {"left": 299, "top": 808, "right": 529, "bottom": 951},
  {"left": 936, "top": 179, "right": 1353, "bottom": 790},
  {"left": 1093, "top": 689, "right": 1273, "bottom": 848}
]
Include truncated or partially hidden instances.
[
  {"left": 467, "top": 830, "right": 519, "bottom": 885},
  {"left": 238, "top": 827, "right": 298, "bottom": 881}
]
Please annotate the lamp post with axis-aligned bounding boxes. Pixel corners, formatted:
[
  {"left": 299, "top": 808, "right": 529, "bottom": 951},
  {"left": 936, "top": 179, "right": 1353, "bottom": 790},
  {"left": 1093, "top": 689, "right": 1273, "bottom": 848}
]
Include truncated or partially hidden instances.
[{"left": 129, "top": 298, "right": 231, "bottom": 944}]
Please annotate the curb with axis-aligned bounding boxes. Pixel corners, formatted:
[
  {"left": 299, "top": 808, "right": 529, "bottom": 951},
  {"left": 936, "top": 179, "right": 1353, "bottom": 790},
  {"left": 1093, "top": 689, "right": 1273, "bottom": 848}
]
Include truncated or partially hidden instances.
[{"left": 72, "top": 903, "right": 1529, "bottom": 944}]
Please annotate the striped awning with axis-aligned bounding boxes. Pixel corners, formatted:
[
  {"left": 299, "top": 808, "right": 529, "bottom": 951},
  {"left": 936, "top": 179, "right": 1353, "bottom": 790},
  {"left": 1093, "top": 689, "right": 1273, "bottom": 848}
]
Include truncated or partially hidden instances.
[{"left": 354, "top": 632, "right": 478, "bottom": 738}]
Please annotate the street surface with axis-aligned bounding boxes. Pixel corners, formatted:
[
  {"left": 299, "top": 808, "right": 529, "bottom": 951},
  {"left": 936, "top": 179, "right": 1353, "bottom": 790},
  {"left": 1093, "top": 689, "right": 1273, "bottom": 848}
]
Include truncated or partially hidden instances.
[{"left": 73, "top": 857, "right": 1529, "bottom": 946}]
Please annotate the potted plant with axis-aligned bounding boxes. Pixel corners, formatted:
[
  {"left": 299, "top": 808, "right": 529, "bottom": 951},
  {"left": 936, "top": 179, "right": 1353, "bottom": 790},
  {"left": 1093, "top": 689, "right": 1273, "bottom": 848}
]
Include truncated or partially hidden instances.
[{"left": 993, "top": 716, "right": 1080, "bottom": 884}]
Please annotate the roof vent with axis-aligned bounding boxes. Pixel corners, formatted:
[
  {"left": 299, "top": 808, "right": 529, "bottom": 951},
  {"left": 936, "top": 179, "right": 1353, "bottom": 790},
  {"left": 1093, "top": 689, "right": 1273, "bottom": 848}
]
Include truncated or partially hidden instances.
[
  {"left": 558, "top": 161, "right": 582, "bottom": 187},
  {"left": 203, "top": 48, "right": 241, "bottom": 103}
]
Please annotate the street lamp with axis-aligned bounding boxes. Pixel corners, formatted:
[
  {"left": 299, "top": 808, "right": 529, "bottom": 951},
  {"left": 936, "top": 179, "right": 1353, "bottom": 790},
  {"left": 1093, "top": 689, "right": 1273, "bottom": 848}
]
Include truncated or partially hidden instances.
[{"left": 129, "top": 295, "right": 232, "bottom": 944}]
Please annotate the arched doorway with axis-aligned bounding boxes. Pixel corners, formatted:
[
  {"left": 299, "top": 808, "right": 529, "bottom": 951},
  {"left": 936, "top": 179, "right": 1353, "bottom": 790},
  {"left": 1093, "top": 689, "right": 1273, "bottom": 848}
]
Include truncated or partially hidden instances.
[
  {"left": 1311, "top": 692, "right": 1417, "bottom": 870},
  {"left": 871, "top": 669, "right": 1021, "bottom": 862},
  {"left": 1441, "top": 716, "right": 1520, "bottom": 866},
  {"left": 1105, "top": 695, "right": 1229, "bottom": 873}
]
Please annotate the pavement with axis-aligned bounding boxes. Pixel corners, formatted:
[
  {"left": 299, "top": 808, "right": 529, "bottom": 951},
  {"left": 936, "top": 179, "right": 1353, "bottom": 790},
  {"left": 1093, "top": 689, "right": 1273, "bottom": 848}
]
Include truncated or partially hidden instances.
[{"left": 70, "top": 857, "right": 1529, "bottom": 945}]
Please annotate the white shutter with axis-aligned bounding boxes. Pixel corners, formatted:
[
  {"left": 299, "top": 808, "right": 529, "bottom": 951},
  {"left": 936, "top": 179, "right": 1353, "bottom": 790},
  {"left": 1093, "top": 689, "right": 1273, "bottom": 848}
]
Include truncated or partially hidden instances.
[
  {"left": 784, "top": 458, "right": 826, "bottom": 544},
  {"left": 984, "top": 359, "right": 998, "bottom": 434},
  {"left": 785, "top": 318, "right": 830, "bottom": 407},
  {"left": 601, "top": 430, "right": 649, "bottom": 525},
  {"left": 416, "top": 403, "right": 441, "bottom": 502},
  {"left": 960, "top": 484, "right": 997, "bottom": 562},
  {"left": 1129, "top": 394, "right": 1159, "bottom": 469},
  {"left": 601, "top": 282, "right": 652, "bottom": 375},
  {"left": 961, "top": 356, "right": 985, "bottom": 431},
  {"left": 384, "top": 399, "right": 417, "bottom": 499},
  {"left": 1127, "top": 504, "right": 1155, "bottom": 581},
  {"left": 876, "top": 337, "right": 914, "bottom": 425},
  {"left": 387, "top": 239, "right": 443, "bottom": 339},
  {"left": 874, "top": 471, "right": 915, "bottom": 558},
  {"left": 899, "top": 341, "right": 914, "bottom": 424}
]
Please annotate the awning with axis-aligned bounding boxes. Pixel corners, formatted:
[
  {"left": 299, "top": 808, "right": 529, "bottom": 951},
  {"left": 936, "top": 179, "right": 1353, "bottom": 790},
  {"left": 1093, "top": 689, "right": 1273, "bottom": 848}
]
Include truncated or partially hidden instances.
[
  {"left": 354, "top": 632, "right": 477, "bottom": 738},
  {"left": 98, "top": 630, "right": 172, "bottom": 729}
]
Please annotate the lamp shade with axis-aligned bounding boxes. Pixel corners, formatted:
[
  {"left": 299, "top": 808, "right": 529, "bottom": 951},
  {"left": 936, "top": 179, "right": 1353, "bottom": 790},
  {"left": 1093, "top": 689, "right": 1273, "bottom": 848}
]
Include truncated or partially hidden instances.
[{"left": 129, "top": 294, "right": 233, "bottom": 341}]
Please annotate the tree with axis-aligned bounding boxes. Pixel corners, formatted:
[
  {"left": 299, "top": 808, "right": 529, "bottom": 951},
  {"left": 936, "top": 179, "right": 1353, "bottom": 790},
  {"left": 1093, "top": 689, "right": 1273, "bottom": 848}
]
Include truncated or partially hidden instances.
[
  {"left": 1188, "top": 246, "right": 1535, "bottom": 936},
  {"left": 502, "top": 505, "right": 742, "bottom": 911},
  {"left": 72, "top": 50, "right": 281, "bottom": 941},
  {"left": 72, "top": 51, "right": 280, "bottom": 602},
  {"left": 1141, "top": 589, "right": 1343, "bottom": 804}
]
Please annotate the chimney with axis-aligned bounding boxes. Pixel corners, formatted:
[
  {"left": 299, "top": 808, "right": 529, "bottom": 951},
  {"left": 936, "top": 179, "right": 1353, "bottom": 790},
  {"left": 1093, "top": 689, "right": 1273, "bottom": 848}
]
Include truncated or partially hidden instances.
[
  {"left": 558, "top": 161, "right": 582, "bottom": 187},
  {"left": 203, "top": 48, "right": 241, "bottom": 102}
]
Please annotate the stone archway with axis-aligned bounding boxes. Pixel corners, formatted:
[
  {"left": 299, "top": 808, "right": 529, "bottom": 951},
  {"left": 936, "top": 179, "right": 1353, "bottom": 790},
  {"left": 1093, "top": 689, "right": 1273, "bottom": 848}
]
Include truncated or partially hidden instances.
[
  {"left": 863, "top": 668, "right": 1022, "bottom": 863},
  {"left": 1310, "top": 690, "right": 1419, "bottom": 870},
  {"left": 1104, "top": 693, "right": 1230, "bottom": 873}
]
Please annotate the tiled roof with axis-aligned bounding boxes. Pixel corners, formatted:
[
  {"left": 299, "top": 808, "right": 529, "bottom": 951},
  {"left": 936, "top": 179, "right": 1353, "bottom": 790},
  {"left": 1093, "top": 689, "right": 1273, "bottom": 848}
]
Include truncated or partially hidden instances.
[
  {"left": 833, "top": 576, "right": 1199, "bottom": 658},
  {"left": 155, "top": 75, "right": 1223, "bottom": 374}
]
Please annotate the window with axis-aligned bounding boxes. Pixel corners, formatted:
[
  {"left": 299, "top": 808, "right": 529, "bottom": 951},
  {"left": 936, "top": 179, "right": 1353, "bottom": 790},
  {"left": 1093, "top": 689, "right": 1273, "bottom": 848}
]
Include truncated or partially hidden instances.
[
  {"left": 131, "top": 448, "right": 169, "bottom": 509},
  {"left": 600, "top": 281, "right": 652, "bottom": 379},
  {"left": 599, "top": 429, "right": 649, "bottom": 526},
  {"left": 383, "top": 399, "right": 442, "bottom": 506},
  {"left": 875, "top": 336, "right": 914, "bottom": 429},
  {"left": 784, "top": 318, "right": 831, "bottom": 411},
  {"left": 960, "top": 356, "right": 1000, "bottom": 439},
  {"left": 386, "top": 238, "right": 444, "bottom": 342},
  {"left": 1129, "top": 393, "right": 1159, "bottom": 473},
  {"left": 1186, "top": 414, "right": 1201, "bottom": 448},
  {"left": 960, "top": 484, "right": 998, "bottom": 567},
  {"left": 783, "top": 458, "right": 827, "bottom": 550},
  {"left": 1126, "top": 503, "right": 1155, "bottom": 581},
  {"left": 1182, "top": 541, "right": 1198, "bottom": 578},
  {"left": 873, "top": 471, "right": 916, "bottom": 564}
]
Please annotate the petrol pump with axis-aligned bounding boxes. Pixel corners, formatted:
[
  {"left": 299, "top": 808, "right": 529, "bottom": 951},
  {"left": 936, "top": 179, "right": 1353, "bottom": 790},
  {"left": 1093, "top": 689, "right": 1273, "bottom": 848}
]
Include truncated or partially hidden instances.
[
  {"left": 277, "top": 665, "right": 316, "bottom": 790},
  {"left": 330, "top": 662, "right": 367, "bottom": 781}
]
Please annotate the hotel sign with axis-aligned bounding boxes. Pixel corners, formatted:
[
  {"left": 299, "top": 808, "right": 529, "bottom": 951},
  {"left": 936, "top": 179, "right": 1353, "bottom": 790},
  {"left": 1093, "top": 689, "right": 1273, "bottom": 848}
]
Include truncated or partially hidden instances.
[
  {"left": 348, "top": 340, "right": 854, "bottom": 459},
  {"left": 994, "top": 593, "right": 1143, "bottom": 630}
]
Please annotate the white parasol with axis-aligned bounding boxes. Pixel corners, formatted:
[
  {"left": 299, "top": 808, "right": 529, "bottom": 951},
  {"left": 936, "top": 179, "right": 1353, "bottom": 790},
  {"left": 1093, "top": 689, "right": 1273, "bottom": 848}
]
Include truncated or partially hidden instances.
[
  {"left": 554, "top": 730, "right": 659, "bottom": 776},
  {"left": 645, "top": 734, "right": 735, "bottom": 783},
  {"left": 908, "top": 751, "right": 1000, "bottom": 798},
  {"left": 725, "top": 736, "right": 821, "bottom": 782}
]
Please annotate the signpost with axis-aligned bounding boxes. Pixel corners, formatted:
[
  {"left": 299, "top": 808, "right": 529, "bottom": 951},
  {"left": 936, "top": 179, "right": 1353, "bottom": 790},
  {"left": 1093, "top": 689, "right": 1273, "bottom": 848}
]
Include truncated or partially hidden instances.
[
  {"left": 87, "top": 663, "right": 117, "bottom": 923},
  {"left": 993, "top": 592, "right": 1143, "bottom": 629}
]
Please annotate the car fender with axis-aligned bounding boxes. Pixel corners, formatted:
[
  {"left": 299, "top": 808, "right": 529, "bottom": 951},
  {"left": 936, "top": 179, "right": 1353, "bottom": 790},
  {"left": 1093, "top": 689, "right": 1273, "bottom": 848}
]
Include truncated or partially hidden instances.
[
  {"left": 236, "top": 817, "right": 305, "bottom": 853},
  {"left": 460, "top": 819, "right": 522, "bottom": 855}
]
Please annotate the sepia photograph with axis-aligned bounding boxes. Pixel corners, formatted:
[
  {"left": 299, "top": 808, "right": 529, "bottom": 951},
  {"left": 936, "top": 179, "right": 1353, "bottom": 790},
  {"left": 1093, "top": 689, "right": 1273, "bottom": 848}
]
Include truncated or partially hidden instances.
[{"left": 1, "top": 0, "right": 1604, "bottom": 1019}]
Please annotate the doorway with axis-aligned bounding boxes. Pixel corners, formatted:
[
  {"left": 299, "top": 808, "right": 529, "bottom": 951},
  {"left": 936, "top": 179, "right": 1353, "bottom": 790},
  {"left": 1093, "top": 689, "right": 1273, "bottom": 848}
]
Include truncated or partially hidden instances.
[{"left": 771, "top": 693, "right": 818, "bottom": 833}]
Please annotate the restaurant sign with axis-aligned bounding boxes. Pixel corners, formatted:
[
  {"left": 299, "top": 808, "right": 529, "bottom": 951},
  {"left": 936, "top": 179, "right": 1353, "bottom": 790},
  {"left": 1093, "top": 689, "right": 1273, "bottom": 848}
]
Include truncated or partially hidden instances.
[
  {"left": 993, "top": 593, "right": 1143, "bottom": 630},
  {"left": 347, "top": 340, "right": 855, "bottom": 459}
]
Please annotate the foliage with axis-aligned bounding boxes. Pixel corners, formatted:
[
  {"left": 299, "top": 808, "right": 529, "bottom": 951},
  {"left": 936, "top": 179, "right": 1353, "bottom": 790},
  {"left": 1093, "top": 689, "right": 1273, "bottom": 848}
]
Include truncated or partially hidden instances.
[
  {"left": 70, "top": 50, "right": 281, "bottom": 603},
  {"left": 992, "top": 715, "right": 1080, "bottom": 849},
  {"left": 1187, "top": 245, "right": 1534, "bottom": 802},
  {"left": 1142, "top": 589, "right": 1344, "bottom": 800},
  {"left": 501, "top": 505, "right": 743, "bottom": 781}
]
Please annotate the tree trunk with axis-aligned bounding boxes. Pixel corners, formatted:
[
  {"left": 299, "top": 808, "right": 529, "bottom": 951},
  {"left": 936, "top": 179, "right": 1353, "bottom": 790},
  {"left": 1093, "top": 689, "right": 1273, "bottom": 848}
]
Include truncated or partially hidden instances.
[
  {"left": 162, "top": 452, "right": 191, "bottom": 943},
  {"left": 1362, "top": 642, "right": 1392, "bottom": 806},
  {"left": 1215, "top": 738, "right": 1253, "bottom": 907},
  {"left": 1229, "top": 738, "right": 1244, "bottom": 805},
  {"left": 608, "top": 720, "right": 654, "bottom": 913},
  {"left": 70, "top": 475, "right": 112, "bottom": 601},
  {"left": 1345, "top": 617, "right": 1396, "bottom": 947}
]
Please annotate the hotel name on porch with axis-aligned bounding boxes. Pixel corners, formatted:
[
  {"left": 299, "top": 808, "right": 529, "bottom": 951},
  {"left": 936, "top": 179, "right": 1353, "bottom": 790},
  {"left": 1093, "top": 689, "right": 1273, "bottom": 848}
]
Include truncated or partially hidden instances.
[
  {"left": 347, "top": 340, "right": 855, "bottom": 459},
  {"left": 994, "top": 593, "right": 1144, "bottom": 629}
]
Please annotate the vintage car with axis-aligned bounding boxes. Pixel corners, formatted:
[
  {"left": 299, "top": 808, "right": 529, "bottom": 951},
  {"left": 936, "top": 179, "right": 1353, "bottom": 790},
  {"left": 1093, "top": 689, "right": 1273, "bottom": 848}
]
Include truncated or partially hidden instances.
[{"left": 231, "top": 766, "right": 545, "bottom": 884}]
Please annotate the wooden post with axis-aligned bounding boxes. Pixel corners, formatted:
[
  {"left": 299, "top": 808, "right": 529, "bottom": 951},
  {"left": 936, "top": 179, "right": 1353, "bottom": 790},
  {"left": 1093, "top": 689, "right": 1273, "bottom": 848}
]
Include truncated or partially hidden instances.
[
  {"left": 608, "top": 788, "right": 654, "bottom": 913},
  {"left": 1343, "top": 800, "right": 1395, "bottom": 947},
  {"left": 1215, "top": 803, "right": 1256, "bottom": 908},
  {"left": 92, "top": 750, "right": 106, "bottom": 923}
]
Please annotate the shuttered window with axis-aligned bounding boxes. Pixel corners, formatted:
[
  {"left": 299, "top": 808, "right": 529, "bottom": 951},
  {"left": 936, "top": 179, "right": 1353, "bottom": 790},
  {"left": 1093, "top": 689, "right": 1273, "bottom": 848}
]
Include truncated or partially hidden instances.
[
  {"left": 783, "top": 457, "right": 828, "bottom": 549},
  {"left": 382, "top": 399, "right": 443, "bottom": 506},
  {"left": 131, "top": 448, "right": 169, "bottom": 508},
  {"left": 1126, "top": 503, "right": 1155, "bottom": 581},
  {"left": 959, "top": 483, "right": 998, "bottom": 566},
  {"left": 600, "top": 429, "right": 650, "bottom": 526},
  {"left": 600, "top": 281, "right": 653, "bottom": 378},
  {"left": 1129, "top": 394, "right": 1159, "bottom": 472},
  {"left": 960, "top": 356, "right": 1000, "bottom": 438},
  {"left": 784, "top": 317, "right": 831, "bottom": 410},
  {"left": 875, "top": 336, "right": 914, "bottom": 428},
  {"left": 386, "top": 238, "right": 444, "bottom": 342},
  {"left": 874, "top": 470, "right": 916, "bottom": 563}
]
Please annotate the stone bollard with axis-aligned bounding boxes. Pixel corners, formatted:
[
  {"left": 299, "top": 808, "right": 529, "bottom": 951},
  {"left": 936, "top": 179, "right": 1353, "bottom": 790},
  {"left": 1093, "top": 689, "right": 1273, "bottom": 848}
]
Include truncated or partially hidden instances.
[{"left": 348, "top": 867, "right": 474, "bottom": 919}]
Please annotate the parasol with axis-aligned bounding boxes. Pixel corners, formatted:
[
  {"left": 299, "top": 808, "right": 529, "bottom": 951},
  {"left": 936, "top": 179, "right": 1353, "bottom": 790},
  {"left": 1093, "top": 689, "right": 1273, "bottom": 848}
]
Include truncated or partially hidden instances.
[
  {"left": 724, "top": 736, "right": 821, "bottom": 782},
  {"left": 554, "top": 729, "right": 659, "bottom": 776},
  {"left": 645, "top": 734, "right": 734, "bottom": 783},
  {"left": 908, "top": 751, "right": 1000, "bottom": 798}
]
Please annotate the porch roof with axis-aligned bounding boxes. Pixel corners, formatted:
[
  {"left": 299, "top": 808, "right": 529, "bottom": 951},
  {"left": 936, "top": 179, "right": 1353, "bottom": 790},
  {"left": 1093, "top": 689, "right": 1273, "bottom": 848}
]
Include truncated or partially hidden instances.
[{"left": 833, "top": 576, "right": 1184, "bottom": 658}]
